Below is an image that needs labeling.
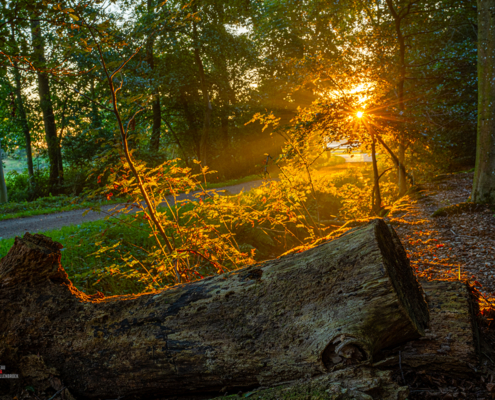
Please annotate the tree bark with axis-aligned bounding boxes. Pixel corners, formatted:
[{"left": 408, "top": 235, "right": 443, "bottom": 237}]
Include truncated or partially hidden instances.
[
  {"left": 370, "top": 128, "right": 382, "bottom": 215},
  {"left": 147, "top": 0, "right": 162, "bottom": 153},
  {"left": 90, "top": 78, "right": 101, "bottom": 129},
  {"left": 472, "top": 0, "right": 495, "bottom": 204},
  {"left": 0, "top": 220, "right": 428, "bottom": 399},
  {"left": 193, "top": 20, "right": 212, "bottom": 166},
  {"left": 385, "top": 0, "right": 411, "bottom": 196},
  {"left": 374, "top": 280, "right": 481, "bottom": 375},
  {"left": 180, "top": 88, "right": 201, "bottom": 160},
  {"left": 30, "top": 19, "right": 63, "bottom": 193},
  {"left": 0, "top": 138, "right": 8, "bottom": 203},
  {"left": 11, "top": 26, "right": 34, "bottom": 180}
]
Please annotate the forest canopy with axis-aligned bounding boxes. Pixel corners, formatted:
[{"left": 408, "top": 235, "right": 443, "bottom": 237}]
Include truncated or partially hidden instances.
[{"left": 0, "top": 0, "right": 483, "bottom": 290}]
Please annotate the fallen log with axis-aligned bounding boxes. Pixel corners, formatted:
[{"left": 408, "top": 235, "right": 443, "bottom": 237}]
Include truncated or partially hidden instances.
[
  {"left": 215, "top": 367, "right": 409, "bottom": 400},
  {"left": 0, "top": 219, "right": 428, "bottom": 399},
  {"left": 371, "top": 226, "right": 482, "bottom": 375},
  {"left": 374, "top": 280, "right": 481, "bottom": 374}
]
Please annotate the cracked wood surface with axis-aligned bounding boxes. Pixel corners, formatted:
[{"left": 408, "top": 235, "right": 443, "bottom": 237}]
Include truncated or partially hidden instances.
[{"left": 0, "top": 219, "right": 428, "bottom": 399}]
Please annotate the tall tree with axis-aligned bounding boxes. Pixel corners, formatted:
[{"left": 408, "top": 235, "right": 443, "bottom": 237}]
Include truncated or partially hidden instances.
[
  {"left": 472, "top": 0, "right": 495, "bottom": 203},
  {"left": 30, "top": 18, "right": 63, "bottom": 192},
  {"left": 147, "top": 0, "right": 162, "bottom": 152},
  {"left": 11, "top": 25, "right": 34, "bottom": 180},
  {"left": 0, "top": 138, "right": 7, "bottom": 203}
]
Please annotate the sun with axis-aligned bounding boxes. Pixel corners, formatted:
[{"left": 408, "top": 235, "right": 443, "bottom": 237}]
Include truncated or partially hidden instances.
[{"left": 357, "top": 111, "right": 364, "bottom": 118}]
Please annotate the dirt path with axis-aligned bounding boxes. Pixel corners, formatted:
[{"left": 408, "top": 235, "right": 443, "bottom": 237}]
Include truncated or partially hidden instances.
[{"left": 0, "top": 179, "right": 266, "bottom": 240}]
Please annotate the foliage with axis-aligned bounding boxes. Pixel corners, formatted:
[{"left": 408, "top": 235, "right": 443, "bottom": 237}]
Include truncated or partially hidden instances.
[{"left": 0, "top": 0, "right": 479, "bottom": 293}]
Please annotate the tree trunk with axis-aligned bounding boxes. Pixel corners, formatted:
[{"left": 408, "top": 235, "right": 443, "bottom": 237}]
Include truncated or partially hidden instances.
[
  {"left": 370, "top": 128, "right": 382, "bottom": 215},
  {"left": 30, "top": 19, "right": 63, "bottom": 193},
  {"left": 147, "top": 0, "right": 162, "bottom": 153},
  {"left": 181, "top": 89, "right": 201, "bottom": 160},
  {"left": 193, "top": 20, "right": 212, "bottom": 166},
  {"left": 385, "top": 0, "right": 410, "bottom": 196},
  {"left": 0, "top": 138, "right": 8, "bottom": 203},
  {"left": 0, "top": 219, "right": 428, "bottom": 399},
  {"left": 379, "top": 280, "right": 480, "bottom": 374},
  {"left": 162, "top": 117, "right": 191, "bottom": 168},
  {"left": 11, "top": 26, "right": 34, "bottom": 180},
  {"left": 90, "top": 78, "right": 101, "bottom": 129},
  {"left": 472, "top": 0, "right": 495, "bottom": 204}
]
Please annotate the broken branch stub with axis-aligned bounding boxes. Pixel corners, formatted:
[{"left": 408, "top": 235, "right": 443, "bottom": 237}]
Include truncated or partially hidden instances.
[{"left": 0, "top": 220, "right": 428, "bottom": 399}]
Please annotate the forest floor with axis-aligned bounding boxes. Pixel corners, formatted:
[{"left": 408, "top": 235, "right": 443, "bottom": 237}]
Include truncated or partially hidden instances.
[{"left": 384, "top": 171, "right": 495, "bottom": 302}]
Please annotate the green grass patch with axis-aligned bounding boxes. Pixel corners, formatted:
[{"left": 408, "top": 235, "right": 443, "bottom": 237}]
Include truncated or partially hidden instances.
[
  {"left": 431, "top": 201, "right": 488, "bottom": 217},
  {"left": 0, "top": 174, "right": 262, "bottom": 221},
  {"left": 0, "top": 214, "right": 157, "bottom": 295},
  {"left": 0, "top": 195, "right": 125, "bottom": 221}
]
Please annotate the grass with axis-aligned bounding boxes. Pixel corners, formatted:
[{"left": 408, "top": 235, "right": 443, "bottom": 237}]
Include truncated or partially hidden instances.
[
  {"left": 3, "top": 156, "right": 48, "bottom": 172},
  {"left": 0, "top": 167, "right": 374, "bottom": 297},
  {"left": 0, "top": 214, "right": 157, "bottom": 296},
  {"left": 0, "top": 195, "right": 125, "bottom": 221},
  {"left": 0, "top": 174, "right": 263, "bottom": 221}
]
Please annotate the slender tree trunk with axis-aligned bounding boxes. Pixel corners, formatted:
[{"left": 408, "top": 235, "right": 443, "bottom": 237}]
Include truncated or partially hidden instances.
[
  {"left": 150, "top": 96, "right": 161, "bottom": 151},
  {"left": 193, "top": 20, "right": 212, "bottom": 166},
  {"left": 220, "top": 90, "right": 231, "bottom": 177},
  {"left": 12, "top": 69, "right": 34, "bottom": 180},
  {"left": 472, "top": 0, "right": 495, "bottom": 203},
  {"left": 0, "top": 138, "right": 8, "bottom": 203},
  {"left": 385, "top": 0, "right": 410, "bottom": 196},
  {"left": 162, "top": 117, "right": 191, "bottom": 168},
  {"left": 181, "top": 89, "right": 201, "bottom": 160},
  {"left": 90, "top": 78, "right": 101, "bottom": 129},
  {"left": 30, "top": 19, "right": 63, "bottom": 193},
  {"left": 147, "top": 0, "right": 162, "bottom": 153},
  {"left": 11, "top": 36, "right": 34, "bottom": 180},
  {"left": 370, "top": 129, "right": 382, "bottom": 215},
  {"left": 396, "top": 22, "right": 407, "bottom": 196}
]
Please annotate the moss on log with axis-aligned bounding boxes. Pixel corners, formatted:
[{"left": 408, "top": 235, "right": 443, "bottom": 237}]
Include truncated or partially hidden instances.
[
  {"left": 214, "top": 367, "right": 408, "bottom": 400},
  {"left": 0, "top": 219, "right": 428, "bottom": 399}
]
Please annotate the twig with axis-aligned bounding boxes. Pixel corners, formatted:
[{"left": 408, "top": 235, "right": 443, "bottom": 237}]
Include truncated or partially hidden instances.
[{"left": 47, "top": 387, "right": 66, "bottom": 400}]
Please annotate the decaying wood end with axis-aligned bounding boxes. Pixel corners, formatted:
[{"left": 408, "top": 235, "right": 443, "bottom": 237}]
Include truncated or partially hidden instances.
[
  {"left": 0, "top": 220, "right": 429, "bottom": 399},
  {"left": 375, "top": 280, "right": 481, "bottom": 374}
]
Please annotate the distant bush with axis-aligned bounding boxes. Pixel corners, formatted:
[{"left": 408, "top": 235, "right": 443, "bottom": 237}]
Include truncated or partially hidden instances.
[{"left": 5, "top": 169, "right": 50, "bottom": 202}]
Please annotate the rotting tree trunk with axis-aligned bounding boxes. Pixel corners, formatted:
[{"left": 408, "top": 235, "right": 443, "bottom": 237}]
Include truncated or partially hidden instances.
[
  {"left": 375, "top": 280, "right": 481, "bottom": 375},
  {"left": 214, "top": 367, "right": 409, "bottom": 400},
  {"left": 0, "top": 220, "right": 428, "bottom": 399},
  {"left": 373, "top": 229, "right": 481, "bottom": 374}
]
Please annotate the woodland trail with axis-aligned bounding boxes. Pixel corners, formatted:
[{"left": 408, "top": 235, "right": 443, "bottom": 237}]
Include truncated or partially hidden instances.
[
  {"left": 383, "top": 171, "right": 495, "bottom": 300},
  {"left": 0, "top": 179, "right": 267, "bottom": 240},
  {"left": 0, "top": 163, "right": 363, "bottom": 240}
]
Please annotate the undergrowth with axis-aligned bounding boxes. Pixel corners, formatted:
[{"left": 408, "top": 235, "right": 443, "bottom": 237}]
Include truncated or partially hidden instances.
[{"left": 0, "top": 164, "right": 401, "bottom": 296}]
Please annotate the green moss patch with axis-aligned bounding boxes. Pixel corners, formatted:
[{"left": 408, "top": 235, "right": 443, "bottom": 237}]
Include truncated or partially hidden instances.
[{"left": 431, "top": 202, "right": 488, "bottom": 218}]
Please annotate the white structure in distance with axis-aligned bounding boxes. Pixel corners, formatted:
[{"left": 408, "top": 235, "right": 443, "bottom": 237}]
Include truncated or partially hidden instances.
[{"left": 327, "top": 140, "right": 372, "bottom": 163}]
